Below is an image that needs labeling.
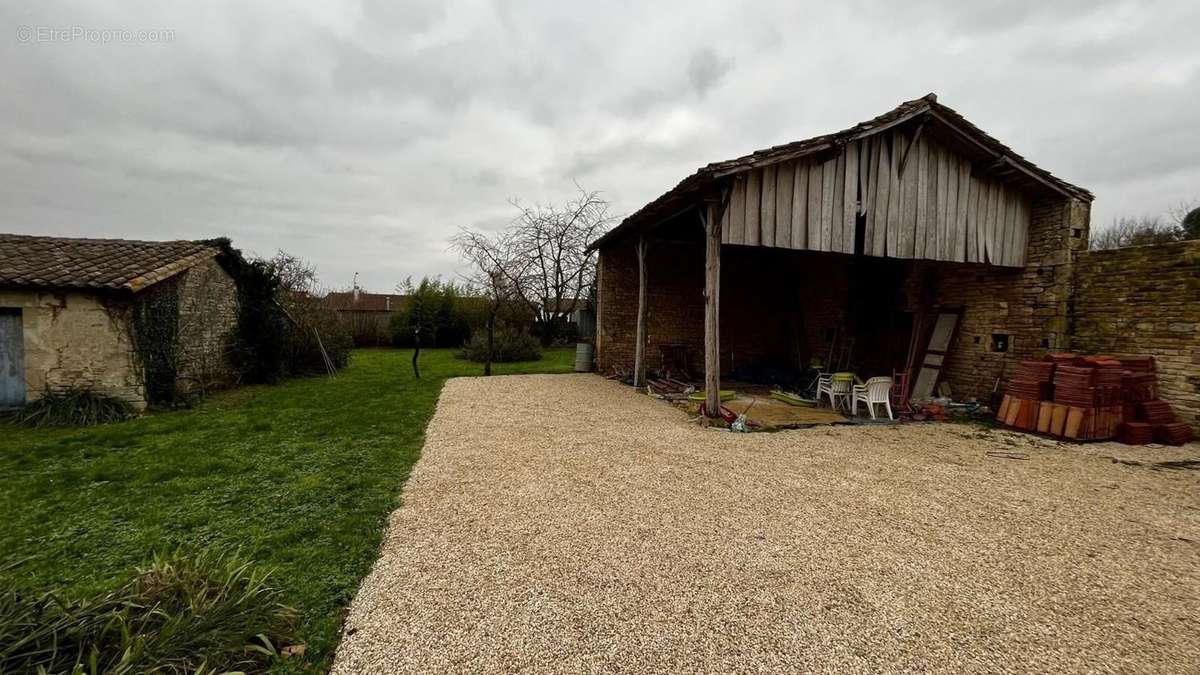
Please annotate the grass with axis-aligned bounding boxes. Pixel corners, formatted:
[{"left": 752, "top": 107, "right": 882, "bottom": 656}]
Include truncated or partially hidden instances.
[{"left": 0, "top": 348, "right": 575, "bottom": 672}]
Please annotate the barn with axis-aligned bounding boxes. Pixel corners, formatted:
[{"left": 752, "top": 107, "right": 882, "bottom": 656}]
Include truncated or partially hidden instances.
[
  {"left": 590, "top": 94, "right": 1098, "bottom": 415},
  {"left": 0, "top": 234, "right": 239, "bottom": 410}
]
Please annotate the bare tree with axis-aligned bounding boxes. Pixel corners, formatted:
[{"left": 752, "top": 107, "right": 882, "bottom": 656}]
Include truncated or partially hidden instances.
[
  {"left": 507, "top": 186, "right": 614, "bottom": 341},
  {"left": 1089, "top": 215, "right": 1183, "bottom": 250},
  {"left": 1168, "top": 198, "right": 1200, "bottom": 239},
  {"left": 451, "top": 228, "right": 531, "bottom": 376}
]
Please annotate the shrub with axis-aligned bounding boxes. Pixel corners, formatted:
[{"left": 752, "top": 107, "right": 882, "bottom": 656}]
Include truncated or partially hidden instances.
[
  {"left": 0, "top": 549, "right": 298, "bottom": 675},
  {"left": 284, "top": 295, "right": 353, "bottom": 375},
  {"left": 13, "top": 388, "right": 137, "bottom": 427},
  {"left": 458, "top": 329, "right": 542, "bottom": 363},
  {"left": 390, "top": 277, "right": 481, "bottom": 349}
]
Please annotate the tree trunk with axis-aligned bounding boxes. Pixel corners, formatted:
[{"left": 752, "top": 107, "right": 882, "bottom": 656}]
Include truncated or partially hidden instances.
[
  {"left": 484, "top": 304, "right": 496, "bottom": 376},
  {"left": 633, "top": 235, "right": 648, "bottom": 387},
  {"left": 703, "top": 202, "right": 721, "bottom": 417},
  {"left": 412, "top": 327, "right": 421, "bottom": 379}
]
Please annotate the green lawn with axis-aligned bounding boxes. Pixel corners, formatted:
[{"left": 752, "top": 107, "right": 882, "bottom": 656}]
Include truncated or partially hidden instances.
[{"left": 0, "top": 348, "right": 575, "bottom": 672}]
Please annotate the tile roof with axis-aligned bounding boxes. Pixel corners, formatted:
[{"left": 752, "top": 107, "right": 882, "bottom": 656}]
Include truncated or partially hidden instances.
[
  {"left": 591, "top": 94, "right": 1092, "bottom": 251},
  {"left": 0, "top": 233, "right": 221, "bottom": 293},
  {"left": 323, "top": 291, "right": 409, "bottom": 312}
]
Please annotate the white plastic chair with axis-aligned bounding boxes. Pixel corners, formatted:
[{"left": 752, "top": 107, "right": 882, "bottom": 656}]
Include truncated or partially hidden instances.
[
  {"left": 852, "top": 376, "right": 894, "bottom": 420},
  {"left": 819, "top": 373, "right": 854, "bottom": 410}
]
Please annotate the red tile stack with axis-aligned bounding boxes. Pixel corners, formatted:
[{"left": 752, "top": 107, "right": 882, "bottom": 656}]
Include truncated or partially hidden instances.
[{"left": 1155, "top": 423, "right": 1195, "bottom": 446}]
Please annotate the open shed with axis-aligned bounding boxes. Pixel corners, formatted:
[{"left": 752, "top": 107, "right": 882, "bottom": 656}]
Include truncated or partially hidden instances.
[{"left": 590, "top": 94, "right": 1094, "bottom": 416}]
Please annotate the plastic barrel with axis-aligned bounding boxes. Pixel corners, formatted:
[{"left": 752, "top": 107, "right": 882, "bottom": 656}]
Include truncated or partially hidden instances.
[{"left": 574, "top": 342, "right": 594, "bottom": 372}]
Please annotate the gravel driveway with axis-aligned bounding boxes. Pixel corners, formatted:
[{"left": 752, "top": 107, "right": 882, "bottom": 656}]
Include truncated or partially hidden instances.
[{"left": 334, "top": 374, "right": 1200, "bottom": 673}]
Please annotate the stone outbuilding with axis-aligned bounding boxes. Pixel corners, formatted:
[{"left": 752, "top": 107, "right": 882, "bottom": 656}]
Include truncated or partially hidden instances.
[
  {"left": 0, "top": 234, "right": 240, "bottom": 410},
  {"left": 591, "top": 94, "right": 1200, "bottom": 430}
]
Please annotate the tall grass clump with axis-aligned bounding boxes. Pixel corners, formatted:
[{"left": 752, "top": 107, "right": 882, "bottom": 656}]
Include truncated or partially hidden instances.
[
  {"left": 12, "top": 388, "right": 137, "bottom": 427},
  {"left": 0, "top": 549, "right": 298, "bottom": 674}
]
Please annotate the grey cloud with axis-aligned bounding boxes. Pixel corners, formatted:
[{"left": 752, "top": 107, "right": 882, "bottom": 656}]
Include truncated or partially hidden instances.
[{"left": 0, "top": 0, "right": 1197, "bottom": 290}]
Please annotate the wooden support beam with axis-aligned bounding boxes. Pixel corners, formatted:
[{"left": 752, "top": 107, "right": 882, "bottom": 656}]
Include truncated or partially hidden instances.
[
  {"left": 702, "top": 200, "right": 722, "bottom": 418},
  {"left": 632, "top": 235, "right": 649, "bottom": 388}
]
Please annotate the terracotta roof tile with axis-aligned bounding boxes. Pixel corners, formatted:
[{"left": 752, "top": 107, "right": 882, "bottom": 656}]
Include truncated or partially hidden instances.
[{"left": 0, "top": 233, "right": 221, "bottom": 292}]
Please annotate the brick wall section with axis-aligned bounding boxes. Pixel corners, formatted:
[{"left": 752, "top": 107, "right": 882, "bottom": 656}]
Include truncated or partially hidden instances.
[
  {"left": 175, "top": 257, "right": 239, "bottom": 393},
  {"left": 1069, "top": 240, "right": 1200, "bottom": 431}
]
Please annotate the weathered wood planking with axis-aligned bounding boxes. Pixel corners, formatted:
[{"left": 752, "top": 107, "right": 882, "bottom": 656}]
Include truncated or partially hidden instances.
[
  {"left": 842, "top": 140, "right": 859, "bottom": 254},
  {"left": 914, "top": 136, "right": 929, "bottom": 259},
  {"left": 956, "top": 163, "right": 970, "bottom": 262},
  {"left": 745, "top": 169, "right": 762, "bottom": 247},
  {"left": 775, "top": 162, "right": 794, "bottom": 247},
  {"left": 811, "top": 159, "right": 820, "bottom": 249},
  {"left": 819, "top": 157, "right": 835, "bottom": 251},
  {"left": 872, "top": 136, "right": 891, "bottom": 258},
  {"left": 831, "top": 152, "right": 845, "bottom": 253},
  {"left": 761, "top": 165, "right": 777, "bottom": 247},
  {"left": 864, "top": 136, "right": 883, "bottom": 254},
  {"left": 898, "top": 132, "right": 918, "bottom": 258},
  {"left": 725, "top": 174, "right": 746, "bottom": 245},
  {"left": 886, "top": 135, "right": 902, "bottom": 258},
  {"left": 792, "top": 160, "right": 809, "bottom": 249},
  {"left": 721, "top": 130, "right": 1030, "bottom": 265}
]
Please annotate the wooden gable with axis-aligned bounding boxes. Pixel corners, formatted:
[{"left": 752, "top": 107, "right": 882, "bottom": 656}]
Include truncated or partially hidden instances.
[{"left": 720, "top": 128, "right": 1031, "bottom": 266}]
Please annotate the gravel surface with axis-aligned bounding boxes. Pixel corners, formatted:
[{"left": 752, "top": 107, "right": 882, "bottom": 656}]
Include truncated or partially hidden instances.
[{"left": 334, "top": 374, "right": 1200, "bottom": 674}]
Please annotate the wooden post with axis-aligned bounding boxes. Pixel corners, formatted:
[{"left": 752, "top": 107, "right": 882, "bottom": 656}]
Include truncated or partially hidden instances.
[
  {"left": 633, "top": 235, "right": 649, "bottom": 388},
  {"left": 703, "top": 202, "right": 721, "bottom": 417}
]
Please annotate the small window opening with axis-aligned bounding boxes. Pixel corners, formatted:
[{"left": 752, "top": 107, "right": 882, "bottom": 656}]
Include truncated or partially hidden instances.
[{"left": 991, "top": 334, "right": 1010, "bottom": 353}]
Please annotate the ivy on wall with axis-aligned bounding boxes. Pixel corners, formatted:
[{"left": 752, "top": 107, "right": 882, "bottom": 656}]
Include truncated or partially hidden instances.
[{"left": 131, "top": 277, "right": 182, "bottom": 405}]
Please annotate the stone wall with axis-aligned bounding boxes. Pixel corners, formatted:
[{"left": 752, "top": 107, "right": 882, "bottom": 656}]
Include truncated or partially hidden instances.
[
  {"left": 931, "top": 197, "right": 1090, "bottom": 399},
  {"left": 175, "top": 256, "right": 240, "bottom": 394},
  {"left": 1070, "top": 240, "right": 1200, "bottom": 431},
  {"left": 0, "top": 288, "right": 144, "bottom": 406}
]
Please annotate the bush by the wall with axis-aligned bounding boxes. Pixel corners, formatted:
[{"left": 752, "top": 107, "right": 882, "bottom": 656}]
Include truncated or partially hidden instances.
[
  {"left": 390, "top": 278, "right": 483, "bottom": 348},
  {"left": 12, "top": 388, "right": 137, "bottom": 427},
  {"left": 284, "top": 295, "right": 353, "bottom": 375},
  {"left": 0, "top": 549, "right": 297, "bottom": 674},
  {"left": 458, "top": 329, "right": 542, "bottom": 363}
]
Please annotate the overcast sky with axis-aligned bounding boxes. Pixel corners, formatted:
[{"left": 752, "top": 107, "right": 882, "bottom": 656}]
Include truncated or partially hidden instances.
[{"left": 2, "top": 1, "right": 1197, "bottom": 291}]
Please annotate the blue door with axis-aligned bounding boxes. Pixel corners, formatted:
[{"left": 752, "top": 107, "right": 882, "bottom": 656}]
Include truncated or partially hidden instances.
[{"left": 0, "top": 309, "right": 25, "bottom": 408}]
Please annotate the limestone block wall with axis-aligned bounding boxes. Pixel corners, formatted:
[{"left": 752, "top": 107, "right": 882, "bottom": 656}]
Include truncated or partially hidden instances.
[
  {"left": 0, "top": 289, "right": 144, "bottom": 407},
  {"left": 929, "top": 197, "right": 1090, "bottom": 400},
  {"left": 1070, "top": 240, "right": 1200, "bottom": 431},
  {"left": 175, "top": 257, "right": 239, "bottom": 393}
]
